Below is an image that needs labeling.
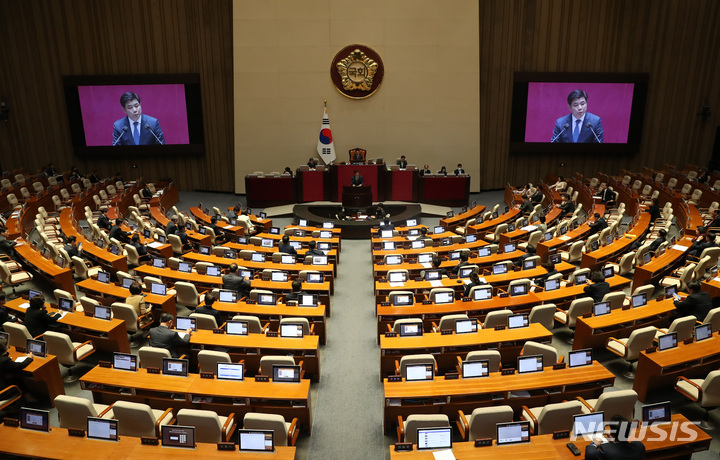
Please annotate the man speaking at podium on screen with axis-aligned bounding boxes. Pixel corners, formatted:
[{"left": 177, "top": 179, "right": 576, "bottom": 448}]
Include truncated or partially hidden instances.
[
  {"left": 551, "top": 89, "right": 603, "bottom": 143},
  {"left": 112, "top": 91, "right": 165, "bottom": 146}
]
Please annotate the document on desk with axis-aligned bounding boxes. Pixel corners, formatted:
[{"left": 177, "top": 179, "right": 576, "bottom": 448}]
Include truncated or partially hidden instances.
[
  {"left": 433, "top": 450, "right": 456, "bottom": 460},
  {"left": 429, "top": 280, "right": 444, "bottom": 287},
  {"left": 421, "top": 263, "right": 432, "bottom": 269},
  {"left": 520, "top": 225, "right": 538, "bottom": 231},
  {"left": 558, "top": 235, "right": 571, "bottom": 241},
  {"left": 388, "top": 282, "right": 405, "bottom": 288},
  {"left": 147, "top": 241, "right": 163, "bottom": 249},
  {"left": 14, "top": 356, "right": 30, "bottom": 363},
  {"left": 17, "top": 302, "right": 30, "bottom": 310},
  {"left": 672, "top": 244, "right": 689, "bottom": 252}
]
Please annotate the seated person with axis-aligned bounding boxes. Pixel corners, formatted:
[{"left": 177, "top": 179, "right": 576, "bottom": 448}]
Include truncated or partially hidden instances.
[
  {"left": 0, "top": 337, "right": 34, "bottom": 420},
  {"left": 673, "top": 280, "right": 713, "bottom": 320},
  {"left": 305, "top": 241, "right": 324, "bottom": 258},
  {"left": 126, "top": 282, "right": 150, "bottom": 316},
  {"left": 23, "top": 294, "right": 61, "bottom": 338},
  {"left": 63, "top": 235, "right": 80, "bottom": 259},
  {"left": 548, "top": 176, "right": 567, "bottom": 191},
  {"left": 437, "top": 166, "right": 448, "bottom": 176},
  {"left": 97, "top": 208, "right": 112, "bottom": 231},
  {"left": 307, "top": 158, "right": 317, "bottom": 170},
  {"left": 453, "top": 163, "right": 465, "bottom": 175},
  {"left": 195, "top": 292, "right": 222, "bottom": 325},
  {"left": 519, "top": 196, "right": 534, "bottom": 215},
  {"left": 648, "top": 229, "right": 667, "bottom": 253},
  {"left": 451, "top": 252, "right": 470, "bottom": 274},
  {"left": 222, "top": 263, "right": 251, "bottom": 298},
  {"left": 140, "top": 184, "right": 153, "bottom": 199},
  {"left": 419, "top": 164, "right": 432, "bottom": 176},
  {"left": 463, "top": 272, "right": 483, "bottom": 297},
  {"left": 687, "top": 232, "right": 716, "bottom": 258},
  {"left": 599, "top": 182, "right": 614, "bottom": 204},
  {"left": 585, "top": 416, "right": 645, "bottom": 459},
  {"left": 208, "top": 216, "right": 226, "bottom": 243},
  {"left": 285, "top": 280, "right": 307, "bottom": 302},
  {"left": 431, "top": 257, "right": 448, "bottom": 277},
  {"left": 165, "top": 215, "right": 178, "bottom": 237},
  {"left": 278, "top": 235, "right": 297, "bottom": 255},
  {"left": 648, "top": 198, "right": 661, "bottom": 222},
  {"left": 282, "top": 167, "right": 293, "bottom": 177},
  {"left": 530, "top": 187, "right": 543, "bottom": 204},
  {"left": 533, "top": 261, "right": 557, "bottom": 288},
  {"left": 109, "top": 219, "right": 130, "bottom": 244},
  {"left": 558, "top": 194, "right": 575, "bottom": 216},
  {"left": 130, "top": 233, "right": 151, "bottom": 262},
  {"left": 514, "top": 245, "right": 536, "bottom": 268},
  {"left": 350, "top": 149, "right": 365, "bottom": 164},
  {"left": 335, "top": 206, "right": 348, "bottom": 220},
  {"left": 149, "top": 313, "right": 192, "bottom": 358},
  {"left": 175, "top": 226, "right": 192, "bottom": 251},
  {"left": 350, "top": 170, "right": 364, "bottom": 187},
  {"left": 0, "top": 294, "right": 17, "bottom": 327},
  {"left": 397, "top": 155, "right": 408, "bottom": 169},
  {"left": 584, "top": 271, "right": 610, "bottom": 302},
  {"left": 588, "top": 213, "right": 608, "bottom": 234},
  {"left": 370, "top": 203, "right": 387, "bottom": 219}
]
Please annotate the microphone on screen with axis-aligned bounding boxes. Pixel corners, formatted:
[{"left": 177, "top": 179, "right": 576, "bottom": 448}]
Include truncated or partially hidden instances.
[
  {"left": 586, "top": 123, "right": 602, "bottom": 143},
  {"left": 145, "top": 124, "right": 165, "bottom": 145},
  {"left": 112, "top": 126, "right": 127, "bottom": 146},
  {"left": 550, "top": 123, "right": 570, "bottom": 143}
]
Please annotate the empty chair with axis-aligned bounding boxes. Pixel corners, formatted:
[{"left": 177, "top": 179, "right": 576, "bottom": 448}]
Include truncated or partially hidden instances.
[
  {"left": 259, "top": 355, "right": 299, "bottom": 376},
  {"left": 460, "top": 350, "right": 502, "bottom": 373},
  {"left": 606, "top": 326, "right": 657, "bottom": 378},
  {"left": 43, "top": 331, "right": 95, "bottom": 382},
  {"left": 111, "top": 302, "right": 153, "bottom": 338},
  {"left": 177, "top": 408, "right": 236, "bottom": 443},
  {"left": 396, "top": 354, "right": 438, "bottom": 378},
  {"left": 483, "top": 309, "right": 513, "bottom": 328},
  {"left": 520, "top": 341, "right": 561, "bottom": 365},
  {"left": 433, "top": 314, "right": 470, "bottom": 332},
  {"left": 231, "top": 315, "right": 269, "bottom": 334},
  {"left": 53, "top": 289, "right": 74, "bottom": 306},
  {"left": 0, "top": 261, "right": 33, "bottom": 296},
  {"left": 391, "top": 318, "right": 424, "bottom": 334},
  {"left": 560, "top": 241, "right": 584, "bottom": 263},
  {"left": 2, "top": 322, "right": 33, "bottom": 348},
  {"left": 529, "top": 304, "right": 556, "bottom": 330},
  {"left": 197, "top": 350, "right": 232, "bottom": 374},
  {"left": 190, "top": 312, "right": 219, "bottom": 330},
  {"left": 138, "top": 346, "right": 178, "bottom": 369},
  {"left": 457, "top": 405, "right": 514, "bottom": 441},
  {"left": 607, "top": 250, "right": 636, "bottom": 278},
  {"left": 167, "top": 234, "right": 187, "bottom": 255},
  {"left": 655, "top": 315, "right": 697, "bottom": 342},
  {"left": 243, "top": 413, "right": 299, "bottom": 446},
  {"left": 675, "top": 370, "right": 720, "bottom": 429},
  {"left": 554, "top": 297, "right": 594, "bottom": 328},
  {"left": 702, "top": 307, "right": 720, "bottom": 332},
  {"left": 602, "top": 291, "right": 626, "bottom": 310},
  {"left": 484, "top": 223, "right": 508, "bottom": 243},
  {"left": 174, "top": 281, "right": 203, "bottom": 309},
  {"left": 71, "top": 256, "right": 102, "bottom": 280},
  {"left": 521, "top": 400, "right": 584, "bottom": 435},
  {"left": 55, "top": 395, "right": 114, "bottom": 430},
  {"left": 112, "top": 400, "right": 174, "bottom": 437},
  {"left": 576, "top": 389, "right": 638, "bottom": 422},
  {"left": 397, "top": 414, "right": 450, "bottom": 443}
]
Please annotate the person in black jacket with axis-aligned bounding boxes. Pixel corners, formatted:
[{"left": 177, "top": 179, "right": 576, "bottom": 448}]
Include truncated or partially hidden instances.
[
  {"left": 648, "top": 198, "right": 661, "bottom": 222},
  {"left": 149, "top": 313, "right": 192, "bottom": 358},
  {"left": 519, "top": 196, "right": 534, "bottom": 215},
  {"left": 63, "top": 235, "right": 80, "bottom": 259},
  {"left": 648, "top": 229, "right": 667, "bottom": 253},
  {"left": 304, "top": 241, "right": 324, "bottom": 258},
  {"left": 673, "top": 281, "right": 713, "bottom": 320},
  {"left": 463, "top": 272, "right": 483, "bottom": 297},
  {"left": 278, "top": 235, "right": 297, "bottom": 255},
  {"left": 0, "top": 337, "right": 34, "bottom": 418},
  {"left": 23, "top": 294, "right": 61, "bottom": 338},
  {"left": 559, "top": 194, "right": 575, "bottom": 216},
  {"left": 108, "top": 218, "right": 130, "bottom": 243},
  {"left": 585, "top": 416, "right": 645, "bottom": 460},
  {"left": 194, "top": 292, "right": 222, "bottom": 326},
  {"left": 208, "top": 216, "right": 226, "bottom": 243},
  {"left": 222, "top": 263, "right": 251, "bottom": 298},
  {"left": 534, "top": 261, "right": 558, "bottom": 288},
  {"left": 451, "top": 252, "right": 471, "bottom": 274},
  {"left": 584, "top": 271, "right": 610, "bottom": 303},
  {"left": 706, "top": 209, "right": 720, "bottom": 229},
  {"left": 165, "top": 215, "right": 178, "bottom": 239},
  {"left": 431, "top": 257, "right": 448, "bottom": 277},
  {"left": 130, "top": 233, "right": 151, "bottom": 262},
  {"left": 0, "top": 294, "right": 17, "bottom": 327},
  {"left": 515, "top": 245, "right": 537, "bottom": 268},
  {"left": 96, "top": 209, "right": 112, "bottom": 231},
  {"left": 285, "top": 280, "right": 306, "bottom": 302},
  {"left": 588, "top": 213, "right": 608, "bottom": 234}
]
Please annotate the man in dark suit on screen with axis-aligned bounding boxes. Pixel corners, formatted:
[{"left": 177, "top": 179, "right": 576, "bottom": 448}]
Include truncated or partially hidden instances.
[
  {"left": 112, "top": 91, "right": 165, "bottom": 146},
  {"left": 551, "top": 89, "right": 603, "bottom": 143}
]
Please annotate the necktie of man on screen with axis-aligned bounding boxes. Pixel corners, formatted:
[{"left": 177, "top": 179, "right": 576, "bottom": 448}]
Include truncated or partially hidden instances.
[
  {"left": 573, "top": 119, "right": 581, "bottom": 143},
  {"left": 133, "top": 121, "right": 140, "bottom": 145}
]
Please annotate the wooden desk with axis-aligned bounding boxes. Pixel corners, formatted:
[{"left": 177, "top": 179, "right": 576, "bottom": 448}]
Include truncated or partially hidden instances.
[
  {"left": 13, "top": 240, "right": 75, "bottom": 294},
  {"left": 438, "top": 204, "right": 486, "bottom": 232},
  {"left": 254, "top": 231, "right": 341, "bottom": 253},
  {"left": 581, "top": 213, "right": 651, "bottom": 272},
  {"left": 379, "top": 323, "right": 552, "bottom": 378},
  {"left": 76, "top": 278, "right": 177, "bottom": 318},
  {"left": 223, "top": 242, "right": 339, "bottom": 264},
  {"left": 419, "top": 175, "right": 470, "bottom": 206},
  {"left": 573, "top": 298, "right": 676, "bottom": 350},
  {"left": 533, "top": 275, "right": 631, "bottom": 305},
  {"left": 148, "top": 206, "right": 211, "bottom": 246},
  {"left": 536, "top": 223, "right": 594, "bottom": 261},
  {"left": 372, "top": 250, "right": 525, "bottom": 279},
  {"left": 190, "top": 330, "right": 321, "bottom": 381},
  {"left": 371, "top": 240, "right": 488, "bottom": 262},
  {"left": 498, "top": 208, "right": 563, "bottom": 246},
  {"left": 633, "top": 236, "right": 693, "bottom": 291},
  {"left": 634, "top": 332, "right": 720, "bottom": 402},
  {"left": 382, "top": 361, "right": 614, "bottom": 433},
  {"left": 388, "top": 414, "right": 710, "bottom": 460},
  {"left": 467, "top": 209, "right": 521, "bottom": 234},
  {"left": 189, "top": 206, "right": 244, "bottom": 236},
  {"left": 59, "top": 208, "right": 129, "bottom": 274},
  {"left": 8, "top": 347, "right": 65, "bottom": 404},
  {"left": 0, "top": 424, "right": 297, "bottom": 459},
  {"left": 6, "top": 298, "right": 130, "bottom": 353},
  {"left": 80, "top": 366, "right": 313, "bottom": 434}
]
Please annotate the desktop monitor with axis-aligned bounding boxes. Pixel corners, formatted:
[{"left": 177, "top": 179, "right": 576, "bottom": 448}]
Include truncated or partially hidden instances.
[
  {"left": 270, "top": 271, "right": 288, "bottom": 282},
  {"left": 306, "top": 272, "right": 323, "bottom": 283},
  {"left": 19, "top": 408, "right": 50, "bottom": 432},
  {"left": 632, "top": 293, "right": 647, "bottom": 308},
  {"left": 185, "top": 222, "right": 192, "bottom": 230},
  {"left": 574, "top": 273, "right": 588, "bottom": 284},
  {"left": 517, "top": 355, "right": 543, "bottom": 374},
  {"left": 280, "top": 323, "right": 304, "bottom": 338},
  {"left": 109, "top": 244, "right": 120, "bottom": 256},
  {"left": 257, "top": 293, "right": 277, "bottom": 305},
  {"left": 150, "top": 282, "right": 167, "bottom": 296},
  {"left": 323, "top": 221, "right": 334, "bottom": 229},
  {"left": 408, "top": 229, "right": 420, "bottom": 236},
  {"left": 312, "top": 255, "right": 328, "bottom": 265},
  {"left": 383, "top": 241, "right": 396, "bottom": 251},
  {"left": 156, "top": 235, "right": 166, "bottom": 244},
  {"left": 294, "top": 229, "right": 305, "bottom": 237},
  {"left": 144, "top": 228, "right": 152, "bottom": 238},
  {"left": 417, "top": 253, "right": 433, "bottom": 264},
  {"left": 642, "top": 401, "right": 672, "bottom": 424},
  {"left": 568, "top": 349, "right": 593, "bottom": 368},
  {"left": 440, "top": 237, "right": 453, "bottom": 246},
  {"left": 259, "top": 212, "right": 267, "bottom": 219},
  {"left": 226, "top": 320, "right": 249, "bottom": 336},
  {"left": 55, "top": 255, "right": 65, "bottom": 268},
  {"left": 657, "top": 332, "right": 678, "bottom": 351},
  {"left": 269, "top": 226, "right": 280, "bottom": 235},
  {"left": 239, "top": 269, "right": 254, "bottom": 279},
  {"left": 177, "top": 261, "right": 192, "bottom": 273},
  {"left": 406, "top": 219, "right": 417, "bottom": 227},
  {"left": 642, "top": 251, "right": 651, "bottom": 265},
  {"left": 504, "top": 242, "right": 516, "bottom": 253},
  {"left": 281, "top": 254, "right": 296, "bottom": 264},
  {"left": 544, "top": 231, "right": 553, "bottom": 242},
  {"left": 152, "top": 257, "right": 166, "bottom": 268},
  {"left": 97, "top": 271, "right": 110, "bottom": 284},
  {"left": 507, "top": 223, "right": 516, "bottom": 232},
  {"left": 473, "top": 287, "right": 493, "bottom": 301},
  {"left": 218, "top": 289, "right": 237, "bottom": 303},
  {"left": 606, "top": 235, "right": 614, "bottom": 246},
  {"left": 272, "top": 364, "right": 301, "bottom": 382},
  {"left": 496, "top": 421, "right": 531, "bottom": 446},
  {"left": 434, "top": 226, "right": 445, "bottom": 234},
  {"left": 462, "top": 359, "right": 489, "bottom": 379},
  {"left": 388, "top": 272, "right": 407, "bottom": 283},
  {"left": 198, "top": 245, "right": 210, "bottom": 255},
  {"left": 216, "top": 362, "right": 244, "bottom": 381},
  {"left": 162, "top": 358, "right": 189, "bottom": 377},
  {"left": 94, "top": 305, "right": 112, "bottom": 321},
  {"left": 593, "top": 301, "right": 611, "bottom": 316},
  {"left": 113, "top": 352, "right": 137, "bottom": 371},
  {"left": 433, "top": 291, "right": 454, "bottom": 304},
  {"left": 27, "top": 339, "right": 46, "bottom": 358},
  {"left": 175, "top": 316, "right": 197, "bottom": 331},
  {"left": 477, "top": 247, "right": 490, "bottom": 257},
  {"left": 664, "top": 285, "right": 677, "bottom": 298},
  {"left": 603, "top": 266, "right": 615, "bottom": 278},
  {"left": 416, "top": 427, "right": 452, "bottom": 451},
  {"left": 458, "top": 267, "right": 474, "bottom": 278},
  {"left": 121, "top": 277, "right": 135, "bottom": 289},
  {"left": 573, "top": 412, "right": 605, "bottom": 438},
  {"left": 206, "top": 265, "right": 221, "bottom": 277},
  {"left": 455, "top": 319, "right": 477, "bottom": 334},
  {"left": 385, "top": 255, "right": 402, "bottom": 265},
  {"left": 197, "top": 227, "right": 206, "bottom": 235},
  {"left": 465, "top": 234, "right": 478, "bottom": 243},
  {"left": 224, "top": 249, "right": 237, "bottom": 259},
  {"left": 298, "top": 294, "right": 318, "bottom": 307},
  {"left": 251, "top": 252, "right": 265, "bottom": 262},
  {"left": 446, "top": 211, "right": 454, "bottom": 218},
  {"left": 695, "top": 323, "right": 713, "bottom": 342},
  {"left": 523, "top": 258, "right": 537, "bottom": 270},
  {"left": 161, "top": 425, "right": 195, "bottom": 448},
  {"left": 261, "top": 238, "right": 273, "bottom": 248},
  {"left": 58, "top": 297, "right": 74, "bottom": 312},
  {"left": 392, "top": 294, "right": 413, "bottom": 306},
  {"left": 298, "top": 219, "right": 308, "bottom": 227},
  {"left": 405, "top": 363, "right": 434, "bottom": 381},
  {"left": 560, "top": 225, "right": 568, "bottom": 235},
  {"left": 399, "top": 323, "right": 423, "bottom": 336},
  {"left": 549, "top": 254, "right": 561, "bottom": 264},
  {"left": 510, "top": 283, "right": 528, "bottom": 296},
  {"left": 87, "top": 417, "right": 119, "bottom": 441},
  {"left": 319, "top": 231, "right": 332, "bottom": 239},
  {"left": 380, "top": 230, "right": 393, "bottom": 239},
  {"left": 238, "top": 429, "right": 274, "bottom": 453},
  {"left": 507, "top": 314, "right": 529, "bottom": 329},
  {"left": 492, "top": 264, "right": 508, "bottom": 275},
  {"left": 544, "top": 278, "right": 560, "bottom": 291},
  {"left": 448, "top": 251, "right": 462, "bottom": 261},
  {"left": 411, "top": 240, "right": 425, "bottom": 249},
  {"left": 424, "top": 270, "right": 442, "bottom": 281},
  {"left": 237, "top": 236, "right": 248, "bottom": 244}
]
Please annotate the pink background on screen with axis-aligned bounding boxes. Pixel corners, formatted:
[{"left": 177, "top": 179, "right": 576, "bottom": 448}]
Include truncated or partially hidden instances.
[
  {"left": 78, "top": 84, "right": 190, "bottom": 146},
  {"left": 524, "top": 82, "right": 634, "bottom": 143}
]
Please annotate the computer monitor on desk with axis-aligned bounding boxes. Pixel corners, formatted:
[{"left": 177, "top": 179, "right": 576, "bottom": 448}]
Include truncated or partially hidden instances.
[
  {"left": 455, "top": 319, "right": 477, "bottom": 334},
  {"left": 405, "top": 363, "right": 434, "bottom": 381},
  {"left": 218, "top": 289, "right": 237, "bottom": 303},
  {"left": 113, "top": 352, "right": 137, "bottom": 371},
  {"left": 161, "top": 425, "right": 195, "bottom": 448},
  {"left": 150, "top": 282, "right": 167, "bottom": 296},
  {"left": 496, "top": 421, "right": 531, "bottom": 446},
  {"left": 642, "top": 401, "right": 672, "bottom": 424},
  {"left": 226, "top": 320, "right": 249, "bottom": 336},
  {"left": 217, "top": 362, "right": 244, "bottom": 381},
  {"left": 517, "top": 355, "right": 543, "bottom": 374},
  {"left": 568, "top": 349, "right": 593, "bottom": 368},
  {"left": 87, "top": 417, "right": 118, "bottom": 441},
  {"left": 462, "top": 359, "right": 489, "bottom": 379},
  {"left": 416, "top": 426, "right": 452, "bottom": 451},
  {"left": 238, "top": 430, "right": 274, "bottom": 453},
  {"left": 695, "top": 323, "right": 713, "bottom": 342},
  {"left": 473, "top": 287, "right": 492, "bottom": 301}
]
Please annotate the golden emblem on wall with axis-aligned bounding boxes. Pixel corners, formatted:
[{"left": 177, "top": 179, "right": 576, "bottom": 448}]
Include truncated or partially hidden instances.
[{"left": 331, "top": 45, "right": 384, "bottom": 99}]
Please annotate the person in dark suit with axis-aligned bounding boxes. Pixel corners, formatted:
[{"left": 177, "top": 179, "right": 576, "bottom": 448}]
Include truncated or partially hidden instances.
[
  {"left": 195, "top": 292, "right": 222, "bottom": 326},
  {"left": 534, "top": 261, "right": 558, "bottom": 288},
  {"left": 282, "top": 167, "right": 293, "bottom": 177},
  {"left": 208, "top": 216, "right": 226, "bottom": 243},
  {"left": 463, "top": 272, "right": 483, "bottom": 297},
  {"left": 0, "top": 294, "right": 17, "bottom": 327},
  {"left": 647, "top": 229, "right": 667, "bottom": 253},
  {"left": 519, "top": 196, "right": 534, "bottom": 215},
  {"left": 584, "top": 271, "right": 610, "bottom": 303},
  {"left": 350, "top": 170, "right": 364, "bottom": 187},
  {"left": 112, "top": 92, "right": 164, "bottom": 146},
  {"left": 87, "top": 171, "right": 101, "bottom": 183},
  {"left": 673, "top": 281, "right": 713, "bottom": 320},
  {"left": 96, "top": 209, "right": 112, "bottom": 231},
  {"left": 431, "top": 257, "right": 448, "bottom": 277},
  {"left": 23, "top": 295, "right": 61, "bottom": 338},
  {"left": 648, "top": 198, "right": 661, "bottom": 222},
  {"left": 515, "top": 245, "right": 537, "bottom": 268},
  {"left": 0, "top": 337, "right": 34, "bottom": 419},
  {"left": 307, "top": 158, "right": 317, "bottom": 170},
  {"left": 706, "top": 209, "right": 720, "bottom": 229},
  {"left": 530, "top": 187, "right": 543, "bottom": 205},
  {"left": 351, "top": 149, "right": 364, "bottom": 164},
  {"left": 585, "top": 416, "right": 645, "bottom": 459},
  {"left": 451, "top": 252, "right": 471, "bottom": 274},
  {"left": 305, "top": 241, "right": 324, "bottom": 258},
  {"left": 370, "top": 203, "right": 387, "bottom": 219},
  {"left": 0, "top": 227, "right": 18, "bottom": 260},
  {"left": 285, "top": 280, "right": 307, "bottom": 302},
  {"left": 687, "top": 231, "right": 716, "bottom": 258},
  {"left": 599, "top": 183, "right": 614, "bottom": 205},
  {"left": 175, "top": 225, "right": 192, "bottom": 251},
  {"left": 419, "top": 165, "right": 432, "bottom": 176},
  {"left": 130, "top": 233, "right": 151, "bottom": 262},
  {"left": 397, "top": 156, "right": 408, "bottom": 169},
  {"left": 588, "top": 213, "right": 608, "bottom": 234},
  {"left": 278, "top": 235, "right": 297, "bottom": 255},
  {"left": 109, "top": 218, "right": 130, "bottom": 243},
  {"left": 149, "top": 313, "right": 191, "bottom": 358},
  {"left": 165, "top": 215, "right": 178, "bottom": 238},
  {"left": 551, "top": 89, "right": 603, "bottom": 143},
  {"left": 454, "top": 164, "right": 465, "bottom": 175},
  {"left": 63, "top": 235, "right": 80, "bottom": 259},
  {"left": 559, "top": 194, "right": 575, "bottom": 216},
  {"left": 437, "top": 166, "right": 448, "bottom": 176},
  {"left": 222, "top": 263, "right": 251, "bottom": 298}
]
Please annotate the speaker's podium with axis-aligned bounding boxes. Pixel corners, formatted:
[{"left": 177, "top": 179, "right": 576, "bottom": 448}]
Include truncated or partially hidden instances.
[{"left": 342, "top": 185, "right": 372, "bottom": 208}]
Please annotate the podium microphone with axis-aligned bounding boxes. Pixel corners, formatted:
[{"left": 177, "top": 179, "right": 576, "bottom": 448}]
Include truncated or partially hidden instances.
[
  {"left": 550, "top": 123, "right": 569, "bottom": 143},
  {"left": 112, "top": 126, "right": 127, "bottom": 146},
  {"left": 145, "top": 124, "right": 164, "bottom": 145},
  {"left": 586, "top": 123, "right": 602, "bottom": 143}
]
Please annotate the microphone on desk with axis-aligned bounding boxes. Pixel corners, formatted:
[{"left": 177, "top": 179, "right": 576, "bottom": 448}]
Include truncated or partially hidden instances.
[
  {"left": 112, "top": 127, "right": 127, "bottom": 146},
  {"left": 550, "top": 124, "right": 570, "bottom": 143},
  {"left": 145, "top": 124, "right": 165, "bottom": 145},
  {"left": 586, "top": 123, "right": 602, "bottom": 143}
]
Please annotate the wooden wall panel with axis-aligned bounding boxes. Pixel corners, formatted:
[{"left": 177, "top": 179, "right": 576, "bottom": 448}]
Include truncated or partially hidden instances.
[
  {"left": 0, "top": 0, "right": 233, "bottom": 192},
  {"left": 479, "top": 0, "right": 720, "bottom": 189}
]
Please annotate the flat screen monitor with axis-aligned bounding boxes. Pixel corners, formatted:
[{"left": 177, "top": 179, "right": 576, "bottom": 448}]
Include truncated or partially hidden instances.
[
  {"left": 664, "top": 285, "right": 677, "bottom": 298},
  {"left": 695, "top": 323, "right": 713, "bottom": 342},
  {"left": 388, "top": 272, "right": 407, "bottom": 283},
  {"left": 198, "top": 245, "right": 210, "bottom": 255},
  {"left": 560, "top": 225, "right": 568, "bottom": 235},
  {"left": 206, "top": 265, "right": 221, "bottom": 277},
  {"left": 380, "top": 230, "right": 393, "bottom": 239},
  {"left": 162, "top": 358, "right": 189, "bottom": 377},
  {"left": 323, "top": 221, "right": 334, "bottom": 229},
  {"left": 523, "top": 258, "right": 537, "bottom": 270},
  {"left": 603, "top": 266, "right": 614, "bottom": 278},
  {"left": 218, "top": 289, "right": 237, "bottom": 303},
  {"left": 261, "top": 238, "right": 274, "bottom": 248},
  {"left": 446, "top": 211, "right": 454, "bottom": 218},
  {"left": 152, "top": 257, "right": 166, "bottom": 268},
  {"left": 568, "top": 349, "right": 593, "bottom": 368},
  {"left": 642, "top": 401, "right": 672, "bottom": 424},
  {"left": 399, "top": 323, "right": 423, "bottom": 337},
  {"left": 185, "top": 222, "right": 192, "bottom": 230},
  {"left": 269, "top": 226, "right": 280, "bottom": 235},
  {"left": 392, "top": 294, "right": 413, "bottom": 306},
  {"left": 573, "top": 412, "right": 605, "bottom": 438},
  {"left": 606, "top": 235, "right": 614, "bottom": 246},
  {"left": 272, "top": 364, "right": 301, "bottom": 382},
  {"left": 175, "top": 316, "right": 196, "bottom": 331},
  {"left": 593, "top": 301, "right": 611, "bottom": 316},
  {"left": 657, "top": 332, "right": 678, "bottom": 351},
  {"left": 121, "top": 277, "right": 135, "bottom": 288},
  {"left": 642, "top": 251, "right": 651, "bottom": 265},
  {"left": 405, "top": 363, "right": 434, "bottom": 381},
  {"left": 424, "top": 269, "right": 441, "bottom": 281},
  {"left": 544, "top": 232, "right": 553, "bottom": 242},
  {"left": 508, "top": 314, "right": 529, "bottom": 329},
  {"left": 473, "top": 287, "right": 492, "bottom": 301},
  {"left": 97, "top": 271, "right": 110, "bottom": 284},
  {"left": 433, "top": 291, "right": 453, "bottom": 304},
  {"left": 458, "top": 267, "right": 474, "bottom": 278},
  {"left": 544, "top": 278, "right": 560, "bottom": 291},
  {"left": 632, "top": 293, "right": 647, "bottom": 308},
  {"left": 319, "top": 231, "right": 332, "bottom": 239},
  {"left": 496, "top": 421, "right": 531, "bottom": 446},
  {"left": 109, "top": 244, "right": 120, "bottom": 256},
  {"left": 517, "top": 355, "right": 543, "bottom": 374},
  {"left": 448, "top": 251, "right": 462, "bottom": 261},
  {"left": 574, "top": 273, "right": 588, "bottom": 284},
  {"left": 549, "top": 254, "right": 561, "bottom": 264},
  {"left": 455, "top": 319, "right": 477, "bottom": 334},
  {"left": 294, "top": 229, "right": 306, "bottom": 238},
  {"left": 462, "top": 359, "right": 489, "bottom": 379},
  {"left": 150, "top": 282, "right": 166, "bottom": 296},
  {"left": 306, "top": 272, "right": 323, "bottom": 283},
  {"left": 280, "top": 323, "right": 304, "bottom": 338},
  {"left": 270, "top": 271, "right": 288, "bottom": 282},
  {"left": 239, "top": 269, "right": 254, "bottom": 279},
  {"left": 417, "top": 253, "right": 433, "bottom": 264},
  {"left": 27, "top": 339, "right": 46, "bottom": 358},
  {"left": 216, "top": 362, "right": 244, "bottom": 381},
  {"left": 198, "top": 226, "right": 207, "bottom": 235},
  {"left": 161, "top": 425, "right": 195, "bottom": 449},
  {"left": 465, "top": 234, "right": 477, "bottom": 243},
  {"left": 87, "top": 417, "right": 119, "bottom": 441},
  {"left": 510, "top": 283, "right": 528, "bottom": 296},
  {"left": 507, "top": 223, "right": 515, "bottom": 232},
  {"left": 504, "top": 242, "right": 516, "bottom": 253},
  {"left": 177, "top": 261, "right": 192, "bottom": 273},
  {"left": 226, "top": 320, "right": 249, "bottom": 336},
  {"left": 433, "top": 226, "right": 444, "bottom": 234},
  {"left": 492, "top": 264, "right": 508, "bottom": 275},
  {"left": 411, "top": 240, "right": 425, "bottom": 249},
  {"left": 19, "top": 408, "right": 50, "bottom": 432},
  {"left": 312, "top": 255, "right": 328, "bottom": 265},
  {"left": 408, "top": 229, "right": 420, "bottom": 236},
  {"left": 156, "top": 235, "right": 166, "bottom": 244},
  {"left": 406, "top": 219, "right": 417, "bottom": 227},
  {"left": 113, "top": 352, "right": 137, "bottom": 371},
  {"left": 382, "top": 241, "right": 396, "bottom": 251},
  {"left": 237, "top": 236, "right": 247, "bottom": 244},
  {"left": 251, "top": 252, "right": 265, "bottom": 262},
  {"left": 94, "top": 305, "right": 112, "bottom": 321},
  {"left": 281, "top": 254, "right": 296, "bottom": 264},
  {"left": 385, "top": 255, "right": 402, "bottom": 265},
  {"left": 224, "top": 249, "right": 237, "bottom": 259},
  {"left": 238, "top": 429, "right": 274, "bottom": 453},
  {"left": 58, "top": 297, "right": 74, "bottom": 312},
  {"left": 298, "top": 294, "right": 318, "bottom": 307},
  {"left": 257, "top": 293, "right": 277, "bottom": 305},
  {"left": 144, "top": 228, "right": 152, "bottom": 238},
  {"left": 298, "top": 219, "right": 308, "bottom": 227},
  {"left": 416, "top": 427, "right": 452, "bottom": 451},
  {"left": 477, "top": 247, "right": 490, "bottom": 257}
]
